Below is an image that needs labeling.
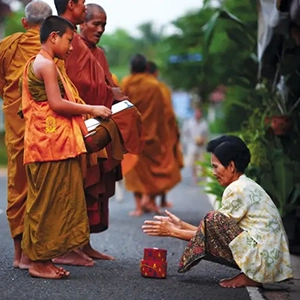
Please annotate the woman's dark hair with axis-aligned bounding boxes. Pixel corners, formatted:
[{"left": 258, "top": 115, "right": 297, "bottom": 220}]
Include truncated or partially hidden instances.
[
  {"left": 207, "top": 135, "right": 251, "bottom": 173},
  {"left": 40, "top": 16, "right": 75, "bottom": 43}
]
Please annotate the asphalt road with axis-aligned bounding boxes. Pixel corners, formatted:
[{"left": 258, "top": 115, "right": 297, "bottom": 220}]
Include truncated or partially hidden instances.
[{"left": 0, "top": 168, "right": 252, "bottom": 300}]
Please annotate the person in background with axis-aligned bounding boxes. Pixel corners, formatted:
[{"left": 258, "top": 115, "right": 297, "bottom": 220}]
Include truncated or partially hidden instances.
[
  {"left": 121, "top": 54, "right": 169, "bottom": 216},
  {"left": 182, "top": 107, "right": 209, "bottom": 184},
  {"left": 147, "top": 60, "right": 183, "bottom": 208}
]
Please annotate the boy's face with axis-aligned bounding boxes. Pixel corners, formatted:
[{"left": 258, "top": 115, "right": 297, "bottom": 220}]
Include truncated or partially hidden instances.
[
  {"left": 80, "top": 10, "right": 107, "bottom": 45},
  {"left": 54, "top": 27, "right": 74, "bottom": 60}
]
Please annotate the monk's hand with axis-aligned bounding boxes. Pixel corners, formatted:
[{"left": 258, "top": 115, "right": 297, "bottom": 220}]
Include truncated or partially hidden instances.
[
  {"left": 153, "top": 210, "right": 182, "bottom": 229},
  {"left": 111, "top": 87, "right": 128, "bottom": 101},
  {"left": 142, "top": 219, "right": 174, "bottom": 237},
  {"left": 91, "top": 105, "right": 112, "bottom": 119}
]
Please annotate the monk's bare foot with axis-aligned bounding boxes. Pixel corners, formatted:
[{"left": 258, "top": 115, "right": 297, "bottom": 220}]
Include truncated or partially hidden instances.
[
  {"left": 52, "top": 251, "right": 95, "bottom": 267},
  {"left": 160, "top": 201, "right": 173, "bottom": 208},
  {"left": 74, "top": 248, "right": 94, "bottom": 262},
  {"left": 19, "top": 252, "right": 31, "bottom": 270},
  {"left": 219, "top": 273, "right": 262, "bottom": 288},
  {"left": 55, "top": 266, "right": 70, "bottom": 277},
  {"left": 13, "top": 238, "right": 22, "bottom": 268},
  {"left": 82, "top": 243, "right": 115, "bottom": 260},
  {"left": 129, "top": 209, "right": 144, "bottom": 217},
  {"left": 143, "top": 203, "right": 161, "bottom": 214},
  {"left": 29, "top": 261, "right": 70, "bottom": 279}
]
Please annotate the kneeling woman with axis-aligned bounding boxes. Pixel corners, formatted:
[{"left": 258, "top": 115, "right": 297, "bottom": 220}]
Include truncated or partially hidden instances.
[{"left": 142, "top": 135, "right": 293, "bottom": 288}]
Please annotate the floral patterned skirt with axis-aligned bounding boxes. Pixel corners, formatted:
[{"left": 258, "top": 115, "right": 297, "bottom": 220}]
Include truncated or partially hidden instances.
[{"left": 178, "top": 211, "right": 243, "bottom": 273}]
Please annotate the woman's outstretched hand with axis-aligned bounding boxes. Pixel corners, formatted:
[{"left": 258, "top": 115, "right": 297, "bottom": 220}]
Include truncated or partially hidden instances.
[
  {"left": 142, "top": 210, "right": 181, "bottom": 237},
  {"left": 153, "top": 210, "right": 182, "bottom": 229}
]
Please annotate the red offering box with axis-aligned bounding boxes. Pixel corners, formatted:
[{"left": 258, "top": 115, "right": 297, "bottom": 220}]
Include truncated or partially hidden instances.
[
  {"left": 143, "top": 248, "right": 167, "bottom": 262},
  {"left": 140, "top": 259, "right": 167, "bottom": 279}
]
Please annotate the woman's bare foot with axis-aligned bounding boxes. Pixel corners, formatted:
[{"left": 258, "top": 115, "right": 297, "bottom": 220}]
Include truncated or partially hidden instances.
[
  {"left": 29, "top": 261, "right": 70, "bottom": 279},
  {"left": 19, "top": 252, "right": 31, "bottom": 270},
  {"left": 52, "top": 251, "right": 95, "bottom": 267},
  {"left": 82, "top": 243, "right": 115, "bottom": 260},
  {"left": 129, "top": 209, "right": 144, "bottom": 217},
  {"left": 219, "top": 273, "right": 262, "bottom": 288}
]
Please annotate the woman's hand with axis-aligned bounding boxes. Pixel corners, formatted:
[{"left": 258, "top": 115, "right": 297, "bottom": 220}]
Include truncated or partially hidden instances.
[
  {"left": 142, "top": 218, "right": 175, "bottom": 237},
  {"left": 153, "top": 210, "right": 182, "bottom": 229},
  {"left": 90, "top": 105, "right": 112, "bottom": 119},
  {"left": 142, "top": 210, "right": 182, "bottom": 237}
]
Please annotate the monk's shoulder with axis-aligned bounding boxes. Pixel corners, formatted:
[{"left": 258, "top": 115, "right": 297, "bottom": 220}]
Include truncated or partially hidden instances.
[
  {"left": 0, "top": 32, "right": 23, "bottom": 50},
  {"left": 96, "top": 46, "right": 106, "bottom": 56}
]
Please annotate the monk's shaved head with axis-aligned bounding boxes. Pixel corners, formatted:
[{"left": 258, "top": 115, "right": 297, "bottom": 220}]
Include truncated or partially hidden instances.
[
  {"left": 131, "top": 54, "right": 147, "bottom": 73},
  {"left": 147, "top": 61, "right": 158, "bottom": 74},
  {"left": 25, "top": 0, "right": 52, "bottom": 26},
  {"left": 85, "top": 3, "right": 106, "bottom": 22}
]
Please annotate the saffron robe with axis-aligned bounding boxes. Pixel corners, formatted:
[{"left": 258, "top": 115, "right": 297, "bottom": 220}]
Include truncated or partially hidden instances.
[
  {"left": 20, "top": 59, "right": 89, "bottom": 261},
  {"left": 158, "top": 81, "right": 183, "bottom": 192},
  {"left": 121, "top": 73, "right": 172, "bottom": 194},
  {"left": 0, "top": 28, "right": 40, "bottom": 238},
  {"left": 65, "top": 34, "right": 121, "bottom": 233}
]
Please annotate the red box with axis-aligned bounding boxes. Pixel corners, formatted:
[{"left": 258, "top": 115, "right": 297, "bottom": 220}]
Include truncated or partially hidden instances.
[
  {"left": 143, "top": 248, "right": 167, "bottom": 262},
  {"left": 141, "top": 248, "right": 167, "bottom": 278},
  {"left": 140, "top": 259, "right": 167, "bottom": 278}
]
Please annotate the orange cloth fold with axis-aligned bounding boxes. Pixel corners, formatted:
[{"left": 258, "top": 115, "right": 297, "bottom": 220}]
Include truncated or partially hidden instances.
[{"left": 0, "top": 28, "right": 41, "bottom": 238}]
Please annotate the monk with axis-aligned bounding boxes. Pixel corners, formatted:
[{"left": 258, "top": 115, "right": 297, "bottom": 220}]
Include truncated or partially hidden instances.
[
  {"left": 0, "top": 0, "right": 52, "bottom": 269},
  {"left": 147, "top": 61, "right": 183, "bottom": 208},
  {"left": 54, "top": 0, "right": 123, "bottom": 262},
  {"left": 20, "top": 15, "right": 112, "bottom": 279},
  {"left": 121, "top": 54, "right": 172, "bottom": 216}
]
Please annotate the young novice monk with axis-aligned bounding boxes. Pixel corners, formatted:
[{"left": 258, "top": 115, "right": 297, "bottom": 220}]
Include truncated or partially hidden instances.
[{"left": 20, "top": 15, "right": 112, "bottom": 279}]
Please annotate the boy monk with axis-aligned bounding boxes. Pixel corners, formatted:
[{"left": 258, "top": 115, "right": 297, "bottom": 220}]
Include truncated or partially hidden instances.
[{"left": 20, "top": 15, "right": 111, "bottom": 279}]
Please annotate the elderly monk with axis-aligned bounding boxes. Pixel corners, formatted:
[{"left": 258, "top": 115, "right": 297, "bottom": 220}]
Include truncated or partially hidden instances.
[
  {"left": 54, "top": 0, "right": 123, "bottom": 262},
  {"left": 0, "top": 0, "right": 52, "bottom": 269},
  {"left": 121, "top": 54, "right": 172, "bottom": 216},
  {"left": 147, "top": 61, "right": 183, "bottom": 208}
]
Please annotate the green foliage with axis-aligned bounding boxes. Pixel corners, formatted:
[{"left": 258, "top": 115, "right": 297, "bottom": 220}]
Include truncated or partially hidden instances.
[
  {"left": 4, "top": 11, "right": 25, "bottom": 36},
  {"left": 238, "top": 106, "right": 300, "bottom": 217},
  {"left": 197, "top": 153, "right": 225, "bottom": 208},
  {"left": 161, "top": 0, "right": 258, "bottom": 101}
]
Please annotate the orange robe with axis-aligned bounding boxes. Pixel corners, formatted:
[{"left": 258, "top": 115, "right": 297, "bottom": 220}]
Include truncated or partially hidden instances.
[
  {"left": 65, "top": 34, "right": 119, "bottom": 233},
  {"left": 112, "top": 74, "right": 119, "bottom": 86},
  {"left": 0, "top": 28, "right": 41, "bottom": 238},
  {"left": 158, "top": 81, "right": 183, "bottom": 192},
  {"left": 121, "top": 73, "right": 175, "bottom": 194}
]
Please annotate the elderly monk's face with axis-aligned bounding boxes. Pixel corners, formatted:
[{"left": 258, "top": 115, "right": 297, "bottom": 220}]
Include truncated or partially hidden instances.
[
  {"left": 72, "top": 0, "right": 86, "bottom": 24},
  {"left": 211, "top": 154, "right": 235, "bottom": 187},
  {"left": 81, "top": 10, "right": 107, "bottom": 45}
]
